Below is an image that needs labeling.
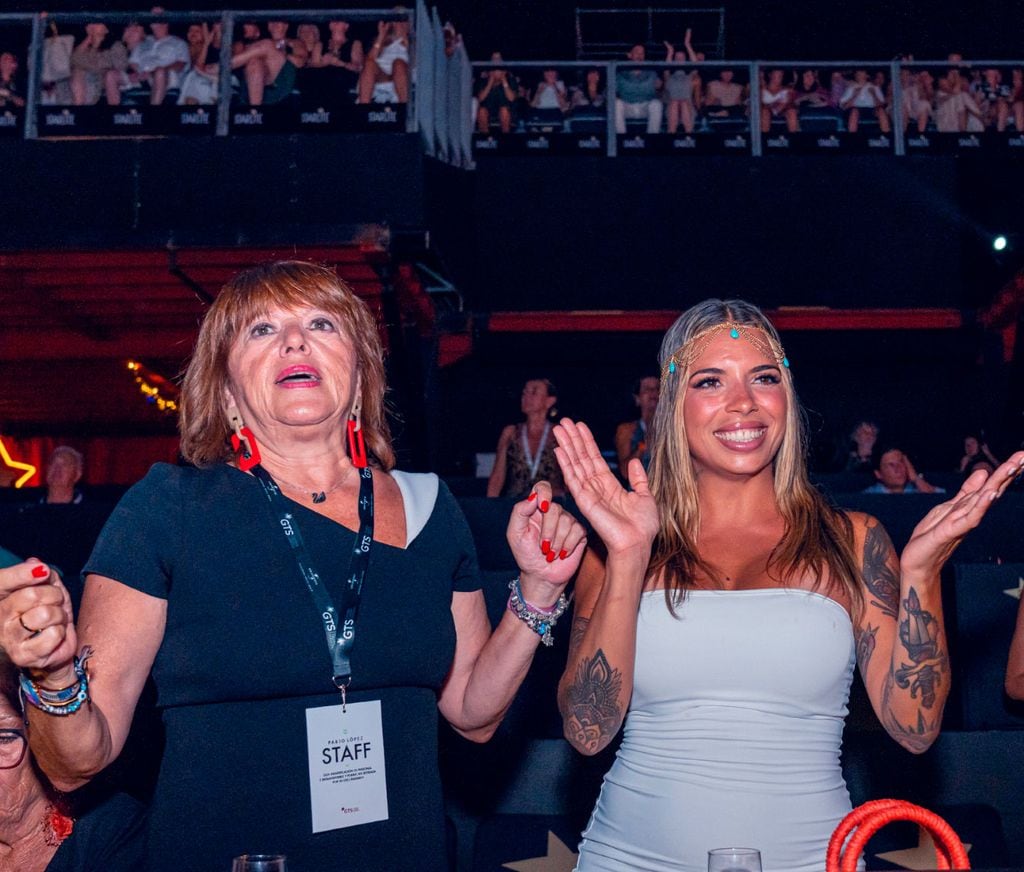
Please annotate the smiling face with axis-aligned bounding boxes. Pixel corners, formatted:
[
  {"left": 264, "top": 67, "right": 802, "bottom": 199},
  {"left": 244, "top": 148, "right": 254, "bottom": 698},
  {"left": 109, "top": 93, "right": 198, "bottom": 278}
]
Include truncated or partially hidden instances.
[
  {"left": 224, "top": 304, "right": 358, "bottom": 443},
  {"left": 681, "top": 332, "right": 787, "bottom": 479}
]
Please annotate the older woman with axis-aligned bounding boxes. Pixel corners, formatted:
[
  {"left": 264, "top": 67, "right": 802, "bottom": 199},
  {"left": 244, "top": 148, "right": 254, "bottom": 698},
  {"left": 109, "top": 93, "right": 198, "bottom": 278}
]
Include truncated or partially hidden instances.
[
  {"left": 553, "top": 299, "right": 1023, "bottom": 872},
  {"left": 487, "top": 378, "right": 566, "bottom": 500},
  {"left": 0, "top": 261, "right": 585, "bottom": 871},
  {"left": 0, "top": 650, "right": 145, "bottom": 870}
]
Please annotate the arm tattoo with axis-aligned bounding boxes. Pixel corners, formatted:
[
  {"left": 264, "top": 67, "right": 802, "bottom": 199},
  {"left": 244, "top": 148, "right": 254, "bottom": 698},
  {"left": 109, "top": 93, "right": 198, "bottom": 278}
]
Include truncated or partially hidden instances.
[
  {"left": 565, "top": 649, "right": 623, "bottom": 753},
  {"left": 862, "top": 523, "right": 899, "bottom": 618},
  {"left": 856, "top": 623, "right": 878, "bottom": 674},
  {"left": 881, "top": 671, "right": 940, "bottom": 754},
  {"left": 894, "top": 586, "right": 946, "bottom": 709},
  {"left": 568, "top": 616, "right": 590, "bottom": 660}
]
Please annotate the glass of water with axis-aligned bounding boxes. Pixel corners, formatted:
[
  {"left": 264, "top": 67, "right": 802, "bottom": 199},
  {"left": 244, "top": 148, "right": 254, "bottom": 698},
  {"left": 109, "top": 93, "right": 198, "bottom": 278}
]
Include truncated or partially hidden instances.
[
  {"left": 707, "top": 847, "right": 762, "bottom": 872},
  {"left": 231, "top": 855, "right": 288, "bottom": 872}
]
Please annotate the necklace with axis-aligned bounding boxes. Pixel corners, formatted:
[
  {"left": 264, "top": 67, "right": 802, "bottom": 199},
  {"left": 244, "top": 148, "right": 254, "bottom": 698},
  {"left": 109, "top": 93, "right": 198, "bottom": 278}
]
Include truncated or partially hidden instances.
[{"left": 269, "top": 465, "right": 355, "bottom": 504}]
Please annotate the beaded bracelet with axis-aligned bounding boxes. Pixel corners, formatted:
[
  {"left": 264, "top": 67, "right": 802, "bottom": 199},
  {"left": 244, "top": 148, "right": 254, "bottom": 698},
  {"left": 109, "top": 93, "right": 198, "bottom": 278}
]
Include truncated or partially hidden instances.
[
  {"left": 20, "top": 648, "right": 93, "bottom": 717},
  {"left": 507, "top": 577, "right": 569, "bottom": 647}
]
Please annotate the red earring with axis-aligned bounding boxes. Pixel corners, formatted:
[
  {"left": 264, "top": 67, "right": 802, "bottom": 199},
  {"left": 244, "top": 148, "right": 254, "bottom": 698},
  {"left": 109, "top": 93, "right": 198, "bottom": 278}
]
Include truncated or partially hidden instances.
[
  {"left": 347, "top": 417, "right": 368, "bottom": 468},
  {"left": 231, "top": 426, "right": 262, "bottom": 471}
]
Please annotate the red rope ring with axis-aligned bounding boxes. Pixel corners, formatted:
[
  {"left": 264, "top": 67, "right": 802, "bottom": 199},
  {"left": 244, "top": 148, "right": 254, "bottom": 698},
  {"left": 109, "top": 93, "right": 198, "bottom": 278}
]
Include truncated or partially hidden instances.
[{"left": 826, "top": 799, "right": 970, "bottom": 872}]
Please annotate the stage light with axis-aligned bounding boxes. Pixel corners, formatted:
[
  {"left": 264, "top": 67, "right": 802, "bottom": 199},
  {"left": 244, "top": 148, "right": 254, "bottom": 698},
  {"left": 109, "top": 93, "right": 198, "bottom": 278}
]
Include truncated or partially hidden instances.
[{"left": 993, "top": 235, "right": 1008, "bottom": 252}]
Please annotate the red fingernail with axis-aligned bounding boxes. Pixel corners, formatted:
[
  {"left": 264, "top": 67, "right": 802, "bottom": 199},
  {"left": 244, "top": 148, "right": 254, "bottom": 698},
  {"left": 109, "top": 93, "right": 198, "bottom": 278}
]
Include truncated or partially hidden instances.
[
  {"left": 540, "top": 500, "right": 550, "bottom": 513},
  {"left": 527, "top": 492, "right": 537, "bottom": 501},
  {"left": 559, "top": 549, "right": 568, "bottom": 560},
  {"left": 32, "top": 565, "right": 48, "bottom": 578},
  {"left": 541, "top": 540, "right": 551, "bottom": 555},
  {"left": 546, "top": 551, "right": 556, "bottom": 563}
]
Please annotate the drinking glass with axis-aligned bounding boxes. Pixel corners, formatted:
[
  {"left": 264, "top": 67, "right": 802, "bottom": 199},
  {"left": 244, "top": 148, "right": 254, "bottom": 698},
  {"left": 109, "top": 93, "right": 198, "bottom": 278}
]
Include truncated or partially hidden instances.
[
  {"left": 707, "top": 847, "right": 762, "bottom": 872},
  {"left": 231, "top": 854, "right": 288, "bottom": 872}
]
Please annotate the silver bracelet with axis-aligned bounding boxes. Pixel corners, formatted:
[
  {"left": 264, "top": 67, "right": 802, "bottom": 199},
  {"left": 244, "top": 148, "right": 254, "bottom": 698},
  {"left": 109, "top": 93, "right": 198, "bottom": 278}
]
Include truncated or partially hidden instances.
[{"left": 507, "top": 577, "right": 569, "bottom": 647}]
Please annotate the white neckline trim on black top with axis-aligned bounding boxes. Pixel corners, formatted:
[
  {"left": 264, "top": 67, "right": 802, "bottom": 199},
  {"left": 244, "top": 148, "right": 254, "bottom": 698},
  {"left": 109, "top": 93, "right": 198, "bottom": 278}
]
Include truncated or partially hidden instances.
[{"left": 390, "top": 471, "right": 439, "bottom": 548}]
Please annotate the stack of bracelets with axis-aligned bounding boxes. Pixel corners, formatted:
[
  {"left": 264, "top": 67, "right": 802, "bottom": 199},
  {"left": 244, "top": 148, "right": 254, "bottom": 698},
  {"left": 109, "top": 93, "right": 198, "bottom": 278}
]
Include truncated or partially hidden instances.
[
  {"left": 507, "top": 577, "right": 570, "bottom": 647},
  {"left": 19, "top": 647, "right": 93, "bottom": 716}
]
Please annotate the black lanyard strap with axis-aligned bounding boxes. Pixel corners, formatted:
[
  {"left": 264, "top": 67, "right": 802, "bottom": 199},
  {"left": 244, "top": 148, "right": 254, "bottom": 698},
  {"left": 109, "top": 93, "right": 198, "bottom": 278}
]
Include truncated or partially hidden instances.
[{"left": 251, "top": 464, "right": 375, "bottom": 709}]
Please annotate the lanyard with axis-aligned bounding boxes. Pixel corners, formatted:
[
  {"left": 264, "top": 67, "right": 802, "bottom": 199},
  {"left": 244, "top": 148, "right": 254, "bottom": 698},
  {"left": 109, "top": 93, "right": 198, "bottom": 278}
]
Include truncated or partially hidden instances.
[
  {"left": 251, "top": 464, "right": 374, "bottom": 712},
  {"left": 521, "top": 422, "right": 550, "bottom": 480}
]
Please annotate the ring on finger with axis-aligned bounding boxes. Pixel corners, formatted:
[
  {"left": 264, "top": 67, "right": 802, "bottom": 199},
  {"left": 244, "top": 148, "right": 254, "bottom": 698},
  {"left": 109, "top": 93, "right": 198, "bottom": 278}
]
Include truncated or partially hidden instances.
[{"left": 18, "top": 615, "right": 42, "bottom": 638}]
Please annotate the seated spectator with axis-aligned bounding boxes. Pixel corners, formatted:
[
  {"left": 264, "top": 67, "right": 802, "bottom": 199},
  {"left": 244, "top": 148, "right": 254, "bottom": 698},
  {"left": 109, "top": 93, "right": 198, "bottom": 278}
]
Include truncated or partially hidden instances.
[
  {"left": 0, "top": 51, "right": 24, "bottom": 109},
  {"left": 615, "top": 375, "right": 659, "bottom": 479},
  {"left": 900, "top": 62, "right": 934, "bottom": 133},
  {"left": 863, "top": 446, "right": 943, "bottom": 494},
  {"left": 176, "top": 22, "right": 220, "bottom": 105},
  {"left": 840, "top": 68, "right": 890, "bottom": 133},
  {"left": 528, "top": 68, "right": 568, "bottom": 128},
  {"left": 760, "top": 67, "right": 797, "bottom": 132},
  {"left": 704, "top": 67, "right": 744, "bottom": 119},
  {"left": 615, "top": 43, "right": 662, "bottom": 134},
  {"left": 791, "top": 68, "right": 839, "bottom": 129},
  {"left": 309, "top": 20, "right": 363, "bottom": 102},
  {"left": 1012, "top": 68, "right": 1024, "bottom": 131},
  {"left": 662, "top": 30, "right": 700, "bottom": 134},
  {"left": 475, "top": 52, "right": 518, "bottom": 133},
  {"left": 829, "top": 69, "right": 850, "bottom": 108},
  {"left": 936, "top": 56, "right": 984, "bottom": 132},
  {"left": 41, "top": 446, "right": 85, "bottom": 505},
  {"left": 844, "top": 420, "right": 879, "bottom": 473},
  {"left": 103, "top": 22, "right": 148, "bottom": 105},
  {"left": 569, "top": 67, "right": 605, "bottom": 119},
  {"left": 105, "top": 10, "right": 190, "bottom": 106},
  {"left": 230, "top": 20, "right": 307, "bottom": 106},
  {"left": 977, "top": 67, "right": 1012, "bottom": 131},
  {"left": 487, "top": 378, "right": 565, "bottom": 499},
  {"left": 0, "top": 649, "right": 146, "bottom": 870},
  {"left": 70, "top": 23, "right": 128, "bottom": 106},
  {"left": 357, "top": 17, "right": 410, "bottom": 105},
  {"left": 959, "top": 433, "right": 999, "bottom": 473}
]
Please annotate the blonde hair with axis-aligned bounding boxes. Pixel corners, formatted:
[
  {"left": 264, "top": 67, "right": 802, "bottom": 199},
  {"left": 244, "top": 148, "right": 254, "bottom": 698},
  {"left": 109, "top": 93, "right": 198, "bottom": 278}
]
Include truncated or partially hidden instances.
[
  {"left": 646, "top": 299, "right": 861, "bottom": 613},
  {"left": 179, "top": 261, "right": 394, "bottom": 470}
]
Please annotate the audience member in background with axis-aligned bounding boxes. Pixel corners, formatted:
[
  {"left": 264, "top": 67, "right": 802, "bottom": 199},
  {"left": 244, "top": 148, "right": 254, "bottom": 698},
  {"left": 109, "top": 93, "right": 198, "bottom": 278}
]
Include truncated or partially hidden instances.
[
  {"left": 311, "top": 20, "right": 363, "bottom": 101},
  {"left": 1005, "top": 583, "right": 1024, "bottom": 700},
  {"left": 760, "top": 68, "right": 798, "bottom": 133},
  {"left": 488, "top": 378, "right": 566, "bottom": 499},
  {"left": 231, "top": 19, "right": 307, "bottom": 106},
  {"left": 703, "top": 67, "right": 745, "bottom": 119},
  {"left": 475, "top": 52, "right": 518, "bottom": 133},
  {"left": 0, "top": 650, "right": 146, "bottom": 870},
  {"left": 176, "top": 22, "right": 220, "bottom": 105},
  {"left": 42, "top": 447, "right": 84, "bottom": 506},
  {"left": 103, "top": 23, "right": 148, "bottom": 105},
  {"left": 615, "top": 44, "right": 662, "bottom": 134},
  {"left": 900, "top": 63, "right": 934, "bottom": 133},
  {"left": 554, "top": 299, "right": 1022, "bottom": 872},
  {"left": 357, "top": 17, "right": 410, "bottom": 105},
  {"left": 70, "top": 23, "right": 127, "bottom": 106},
  {"left": 864, "top": 446, "right": 943, "bottom": 494},
  {"left": 792, "top": 68, "right": 838, "bottom": 127},
  {"left": 0, "top": 52, "right": 25, "bottom": 109},
  {"left": 843, "top": 420, "right": 879, "bottom": 472},
  {"left": 528, "top": 68, "right": 569, "bottom": 128},
  {"left": 569, "top": 67, "right": 606, "bottom": 122},
  {"left": 958, "top": 434, "right": 999, "bottom": 474},
  {"left": 615, "top": 375, "right": 659, "bottom": 479},
  {"left": 1011, "top": 68, "right": 1024, "bottom": 133},
  {"left": 936, "top": 56, "right": 983, "bottom": 132},
  {"left": 663, "top": 30, "right": 699, "bottom": 135},
  {"left": 840, "top": 68, "right": 890, "bottom": 133},
  {"left": 141, "top": 8, "right": 190, "bottom": 105},
  {"left": 977, "top": 68, "right": 1012, "bottom": 131}
]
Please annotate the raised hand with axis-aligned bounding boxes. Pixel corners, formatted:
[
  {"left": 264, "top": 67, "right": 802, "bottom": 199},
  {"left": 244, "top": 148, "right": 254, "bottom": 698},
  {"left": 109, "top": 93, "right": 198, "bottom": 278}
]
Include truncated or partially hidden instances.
[
  {"left": 901, "top": 450, "right": 1024, "bottom": 578},
  {"left": 506, "top": 480, "right": 587, "bottom": 604},
  {"left": 553, "top": 418, "right": 659, "bottom": 557},
  {"left": 0, "top": 559, "right": 78, "bottom": 679}
]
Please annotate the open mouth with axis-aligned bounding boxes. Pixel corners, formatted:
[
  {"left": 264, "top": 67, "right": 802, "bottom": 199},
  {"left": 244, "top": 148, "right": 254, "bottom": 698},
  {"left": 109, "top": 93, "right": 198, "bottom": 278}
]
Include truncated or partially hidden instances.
[
  {"left": 714, "top": 427, "right": 767, "bottom": 445},
  {"left": 275, "top": 367, "right": 321, "bottom": 385}
]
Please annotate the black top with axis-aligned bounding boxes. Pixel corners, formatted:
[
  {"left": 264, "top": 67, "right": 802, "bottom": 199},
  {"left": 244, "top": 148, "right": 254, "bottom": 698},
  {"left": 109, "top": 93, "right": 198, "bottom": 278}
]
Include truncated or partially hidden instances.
[
  {"left": 47, "top": 793, "right": 146, "bottom": 872},
  {"left": 84, "top": 463, "right": 481, "bottom": 872}
]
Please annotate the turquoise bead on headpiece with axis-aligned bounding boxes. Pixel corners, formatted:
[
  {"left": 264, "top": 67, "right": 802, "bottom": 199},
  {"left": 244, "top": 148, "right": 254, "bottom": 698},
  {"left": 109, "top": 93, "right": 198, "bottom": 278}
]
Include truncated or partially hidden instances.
[{"left": 661, "top": 320, "right": 789, "bottom": 381}]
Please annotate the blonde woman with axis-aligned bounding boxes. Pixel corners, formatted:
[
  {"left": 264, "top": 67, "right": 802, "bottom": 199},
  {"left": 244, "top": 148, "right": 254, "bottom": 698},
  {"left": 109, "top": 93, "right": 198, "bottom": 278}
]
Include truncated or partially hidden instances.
[{"left": 554, "top": 298, "right": 1023, "bottom": 872}]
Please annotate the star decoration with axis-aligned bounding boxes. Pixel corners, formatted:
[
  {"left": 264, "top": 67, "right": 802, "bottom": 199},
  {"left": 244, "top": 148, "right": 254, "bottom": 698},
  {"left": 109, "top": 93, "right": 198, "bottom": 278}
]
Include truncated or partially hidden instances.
[
  {"left": 874, "top": 826, "right": 971, "bottom": 870},
  {"left": 1003, "top": 578, "right": 1024, "bottom": 600},
  {"left": 0, "top": 437, "right": 37, "bottom": 488},
  {"left": 502, "top": 831, "right": 578, "bottom": 872}
]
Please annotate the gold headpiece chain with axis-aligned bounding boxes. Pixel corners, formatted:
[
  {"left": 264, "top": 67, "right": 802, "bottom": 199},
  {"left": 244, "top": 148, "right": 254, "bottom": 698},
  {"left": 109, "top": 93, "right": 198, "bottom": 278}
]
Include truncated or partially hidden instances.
[{"left": 661, "top": 321, "right": 790, "bottom": 381}]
